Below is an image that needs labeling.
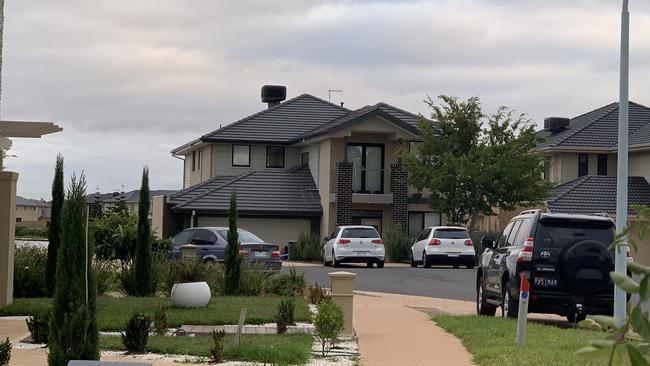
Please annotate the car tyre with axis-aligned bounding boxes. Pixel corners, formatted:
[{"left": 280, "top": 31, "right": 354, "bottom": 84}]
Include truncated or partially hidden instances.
[
  {"left": 323, "top": 251, "right": 331, "bottom": 267},
  {"left": 423, "top": 251, "right": 431, "bottom": 268},
  {"left": 501, "top": 281, "right": 518, "bottom": 318},
  {"left": 467, "top": 263, "right": 475, "bottom": 269},
  {"left": 453, "top": 264, "right": 460, "bottom": 269},
  {"left": 477, "top": 275, "right": 496, "bottom": 316},
  {"left": 366, "top": 262, "right": 374, "bottom": 268},
  {"left": 332, "top": 250, "right": 341, "bottom": 267},
  {"left": 377, "top": 261, "right": 385, "bottom": 268},
  {"left": 567, "top": 313, "right": 587, "bottom": 323},
  {"left": 410, "top": 253, "right": 417, "bottom": 268}
]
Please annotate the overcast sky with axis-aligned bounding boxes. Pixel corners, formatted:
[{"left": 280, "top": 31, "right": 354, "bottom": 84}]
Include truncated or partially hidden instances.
[{"left": 4, "top": 0, "right": 650, "bottom": 199}]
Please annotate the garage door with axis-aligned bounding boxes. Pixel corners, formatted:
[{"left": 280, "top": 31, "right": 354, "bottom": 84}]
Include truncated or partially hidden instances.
[{"left": 196, "top": 216, "right": 312, "bottom": 247}]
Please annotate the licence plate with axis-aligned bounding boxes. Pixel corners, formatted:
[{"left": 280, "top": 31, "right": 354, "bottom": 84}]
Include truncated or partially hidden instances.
[
  {"left": 534, "top": 277, "right": 558, "bottom": 287},
  {"left": 355, "top": 251, "right": 370, "bottom": 255},
  {"left": 446, "top": 252, "right": 461, "bottom": 257},
  {"left": 254, "top": 251, "right": 268, "bottom": 258}
]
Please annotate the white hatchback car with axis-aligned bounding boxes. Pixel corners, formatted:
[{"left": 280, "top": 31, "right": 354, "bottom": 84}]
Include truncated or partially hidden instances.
[
  {"left": 410, "top": 226, "right": 475, "bottom": 269},
  {"left": 323, "top": 225, "right": 385, "bottom": 268}
]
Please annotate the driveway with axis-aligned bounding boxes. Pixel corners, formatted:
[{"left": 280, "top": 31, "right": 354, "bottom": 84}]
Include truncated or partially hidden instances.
[{"left": 285, "top": 262, "right": 476, "bottom": 301}]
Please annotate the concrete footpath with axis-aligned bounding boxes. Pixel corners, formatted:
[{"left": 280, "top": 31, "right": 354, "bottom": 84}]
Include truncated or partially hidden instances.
[{"left": 354, "top": 291, "right": 475, "bottom": 366}]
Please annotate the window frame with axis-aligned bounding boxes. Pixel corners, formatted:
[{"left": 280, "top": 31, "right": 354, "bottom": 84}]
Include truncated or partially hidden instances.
[
  {"left": 505, "top": 220, "right": 522, "bottom": 247},
  {"left": 597, "top": 154, "right": 607, "bottom": 176},
  {"left": 578, "top": 153, "right": 588, "bottom": 177},
  {"left": 191, "top": 151, "right": 196, "bottom": 171},
  {"left": 266, "top": 146, "right": 285, "bottom": 168},
  {"left": 346, "top": 143, "right": 385, "bottom": 194},
  {"left": 232, "top": 144, "right": 251, "bottom": 167},
  {"left": 301, "top": 152, "right": 310, "bottom": 165}
]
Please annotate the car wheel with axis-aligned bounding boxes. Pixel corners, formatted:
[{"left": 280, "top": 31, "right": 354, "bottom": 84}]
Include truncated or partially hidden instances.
[
  {"left": 323, "top": 251, "right": 331, "bottom": 267},
  {"left": 422, "top": 251, "right": 431, "bottom": 268},
  {"left": 332, "top": 250, "right": 341, "bottom": 267},
  {"left": 567, "top": 312, "right": 587, "bottom": 323},
  {"left": 453, "top": 264, "right": 460, "bottom": 269},
  {"left": 467, "top": 263, "right": 475, "bottom": 269},
  {"left": 366, "top": 262, "right": 374, "bottom": 268},
  {"left": 377, "top": 261, "right": 385, "bottom": 268},
  {"left": 501, "top": 281, "right": 518, "bottom": 318},
  {"left": 410, "top": 253, "right": 417, "bottom": 268},
  {"left": 477, "top": 275, "right": 496, "bottom": 316}
]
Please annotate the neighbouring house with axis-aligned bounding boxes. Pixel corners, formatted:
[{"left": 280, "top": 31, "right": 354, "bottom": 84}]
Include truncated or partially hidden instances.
[
  {"left": 15, "top": 196, "right": 50, "bottom": 228},
  {"left": 520, "top": 101, "right": 650, "bottom": 264},
  {"left": 87, "top": 189, "right": 176, "bottom": 216},
  {"left": 153, "top": 85, "right": 449, "bottom": 247}
]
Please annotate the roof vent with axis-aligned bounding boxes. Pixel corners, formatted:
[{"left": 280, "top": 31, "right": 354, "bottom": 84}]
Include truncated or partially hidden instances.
[
  {"left": 544, "top": 117, "right": 570, "bottom": 133},
  {"left": 261, "top": 85, "right": 287, "bottom": 109}
]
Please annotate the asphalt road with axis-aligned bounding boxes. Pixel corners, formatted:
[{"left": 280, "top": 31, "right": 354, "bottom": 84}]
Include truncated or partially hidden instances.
[{"left": 286, "top": 263, "right": 477, "bottom": 302}]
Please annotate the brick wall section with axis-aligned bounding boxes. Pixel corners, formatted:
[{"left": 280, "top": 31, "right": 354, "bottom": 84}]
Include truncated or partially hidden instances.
[
  {"left": 391, "top": 162, "right": 408, "bottom": 233},
  {"left": 336, "top": 161, "right": 353, "bottom": 226}
]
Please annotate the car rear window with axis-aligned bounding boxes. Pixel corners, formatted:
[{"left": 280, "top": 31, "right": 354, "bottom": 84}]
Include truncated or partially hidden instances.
[
  {"left": 217, "top": 230, "right": 264, "bottom": 243},
  {"left": 341, "top": 228, "right": 380, "bottom": 238},
  {"left": 535, "top": 219, "right": 615, "bottom": 248},
  {"left": 434, "top": 229, "right": 469, "bottom": 239}
]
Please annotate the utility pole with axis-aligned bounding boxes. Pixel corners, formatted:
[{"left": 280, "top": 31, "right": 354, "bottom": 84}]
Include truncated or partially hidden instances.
[{"left": 614, "top": 0, "right": 630, "bottom": 324}]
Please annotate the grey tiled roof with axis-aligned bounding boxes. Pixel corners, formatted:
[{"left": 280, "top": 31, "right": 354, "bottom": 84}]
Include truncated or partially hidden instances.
[
  {"left": 15, "top": 196, "right": 50, "bottom": 207},
  {"left": 538, "top": 101, "right": 650, "bottom": 149},
  {"left": 85, "top": 190, "right": 176, "bottom": 204},
  {"left": 167, "top": 165, "right": 322, "bottom": 215},
  {"left": 172, "top": 94, "right": 426, "bottom": 152},
  {"left": 547, "top": 176, "right": 650, "bottom": 215}
]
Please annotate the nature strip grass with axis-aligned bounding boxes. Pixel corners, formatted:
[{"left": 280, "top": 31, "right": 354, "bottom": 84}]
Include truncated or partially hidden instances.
[
  {"left": 434, "top": 314, "right": 607, "bottom": 366},
  {"left": 0, "top": 296, "right": 311, "bottom": 331},
  {"left": 100, "top": 333, "right": 313, "bottom": 365}
]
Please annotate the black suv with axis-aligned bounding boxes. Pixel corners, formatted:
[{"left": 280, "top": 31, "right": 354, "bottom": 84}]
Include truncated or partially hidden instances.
[{"left": 476, "top": 209, "right": 623, "bottom": 322}]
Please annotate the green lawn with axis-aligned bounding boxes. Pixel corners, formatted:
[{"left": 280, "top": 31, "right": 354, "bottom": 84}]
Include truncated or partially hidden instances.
[
  {"left": 0, "top": 296, "right": 311, "bottom": 331},
  {"left": 100, "top": 333, "right": 313, "bottom": 365},
  {"left": 434, "top": 315, "right": 607, "bottom": 366}
]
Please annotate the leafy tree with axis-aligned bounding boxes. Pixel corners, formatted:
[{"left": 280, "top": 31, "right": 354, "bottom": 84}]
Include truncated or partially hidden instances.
[
  {"left": 314, "top": 300, "right": 344, "bottom": 356},
  {"left": 224, "top": 192, "right": 242, "bottom": 295},
  {"left": 576, "top": 205, "right": 650, "bottom": 365},
  {"left": 91, "top": 212, "right": 138, "bottom": 267},
  {"left": 134, "top": 167, "right": 154, "bottom": 296},
  {"left": 48, "top": 174, "right": 99, "bottom": 366},
  {"left": 46, "top": 155, "right": 64, "bottom": 296},
  {"left": 401, "top": 95, "right": 550, "bottom": 232}
]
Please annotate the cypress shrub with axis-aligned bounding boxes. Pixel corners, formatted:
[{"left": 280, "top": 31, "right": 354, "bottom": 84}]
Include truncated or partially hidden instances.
[
  {"left": 48, "top": 175, "right": 99, "bottom": 366},
  {"left": 46, "top": 155, "right": 64, "bottom": 295},
  {"left": 121, "top": 312, "right": 151, "bottom": 353},
  {"left": 224, "top": 192, "right": 242, "bottom": 295},
  {"left": 134, "top": 167, "right": 154, "bottom": 296}
]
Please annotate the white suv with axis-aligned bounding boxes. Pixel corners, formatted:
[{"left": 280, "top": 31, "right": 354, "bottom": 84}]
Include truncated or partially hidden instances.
[
  {"left": 323, "top": 225, "right": 385, "bottom": 268},
  {"left": 410, "top": 226, "right": 475, "bottom": 269}
]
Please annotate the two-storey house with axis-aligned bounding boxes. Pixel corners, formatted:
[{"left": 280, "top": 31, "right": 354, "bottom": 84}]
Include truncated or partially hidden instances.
[{"left": 152, "top": 86, "right": 441, "bottom": 247}]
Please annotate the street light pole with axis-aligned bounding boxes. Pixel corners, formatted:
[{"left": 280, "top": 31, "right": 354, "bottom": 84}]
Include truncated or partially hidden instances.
[{"left": 614, "top": 0, "right": 630, "bottom": 324}]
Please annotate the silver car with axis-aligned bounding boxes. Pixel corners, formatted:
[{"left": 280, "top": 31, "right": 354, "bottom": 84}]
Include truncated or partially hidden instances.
[{"left": 171, "top": 227, "right": 282, "bottom": 270}]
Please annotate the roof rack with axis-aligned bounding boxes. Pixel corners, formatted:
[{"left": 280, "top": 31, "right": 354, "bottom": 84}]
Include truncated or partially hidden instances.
[{"left": 519, "top": 209, "right": 541, "bottom": 215}]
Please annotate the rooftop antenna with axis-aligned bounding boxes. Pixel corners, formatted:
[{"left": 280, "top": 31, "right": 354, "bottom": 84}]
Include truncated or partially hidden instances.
[{"left": 328, "top": 89, "right": 343, "bottom": 103}]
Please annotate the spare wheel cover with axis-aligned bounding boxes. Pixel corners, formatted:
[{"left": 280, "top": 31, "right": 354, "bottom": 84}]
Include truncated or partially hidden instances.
[{"left": 561, "top": 239, "right": 612, "bottom": 295}]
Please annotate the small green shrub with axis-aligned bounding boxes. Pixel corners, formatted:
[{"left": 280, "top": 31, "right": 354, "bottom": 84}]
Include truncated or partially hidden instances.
[
  {"left": 262, "top": 267, "right": 306, "bottom": 297},
  {"left": 153, "top": 303, "right": 168, "bottom": 336},
  {"left": 26, "top": 312, "right": 49, "bottom": 344},
  {"left": 94, "top": 260, "right": 115, "bottom": 296},
  {"left": 160, "top": 259, "right": 208, "bottom": 294},
  {"left": 122, "top": 312, "right": 151, "bottom": 353},
  {"left": 15, "top": 226, "right": 48, "bottom": 239},
  {"left": 289, "top": 232, "right": 323, "bottom": 261},
  {"left": 0, "top": 338, "right": 11, "bottom": 366},
  {"left": 307, "top": 283, "right": 329, "bottom": 305},
  {"left": 239, "top": 263, "right": 273, "bottom": 296},
  {"left": 13, "top": 245, "right": 47, "bottom": 297},
  {"left": 118, "top": 259, "right": 162, "bottom": 296},
  {"left": 383, "top": 224, "right": 411, "bottom": 262},
  {"left": 314, "top": 300, "right": 344, "bottom": 356},
  {"left": 209, "top": 329, "right": 227, "bottom": 363},
  {"left": 276, "top": 298, "right": 296, "bottom": 334}
]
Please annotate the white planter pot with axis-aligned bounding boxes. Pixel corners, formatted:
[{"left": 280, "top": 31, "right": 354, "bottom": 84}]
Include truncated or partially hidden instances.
[{"left": 171, "top": 281, "right": 211, "bottom": 308}]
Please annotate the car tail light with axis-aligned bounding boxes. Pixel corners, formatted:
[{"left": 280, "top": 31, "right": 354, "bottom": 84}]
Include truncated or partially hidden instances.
[
  {"left": 517, "top": 237, "right": 534, "bottom": 263},
  {"left": 238, "top": 249, "right": 250, "bottom": 257},
  {"left": 627, "top": 247, "right": 633, "bottom": 263},
  {"left": 428, "top": 238, "right": 441, "bottom": 246},
  {"left": 272, "top": 250, "right": 281, "bottom": 258},
  {"left": 464, "top": 239, "right": 473, "bottom": 246},
  {"left": 337, "top": 239, "right": 350, "bottom": 245},
  {"left": 372, "top": 239, "right": 383, "bottom": 245}
]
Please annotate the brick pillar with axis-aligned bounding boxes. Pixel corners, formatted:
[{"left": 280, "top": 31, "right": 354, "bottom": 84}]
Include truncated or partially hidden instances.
[
  {"left": 391, "top": 162, "right": 408, "bottom": 233},
  {"left": 336, "top": 161, "right": 353, "bottom": 226}
]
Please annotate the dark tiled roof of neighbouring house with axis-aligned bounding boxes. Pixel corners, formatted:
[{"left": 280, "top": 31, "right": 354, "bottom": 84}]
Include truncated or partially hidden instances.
[
  {"left": 172, "top": 94, "right": 428, "bottom": 152},
  {"left": 546, "top": 176, "right": 650, "bottom": 215},
  {"left": 538, "top": 101, "right": 650, "bottom": 149},
  {"left": 167, "top": 165, "right": 322, "bottom": 215},
  {"left": 85, "top": 190, "right": 176, "bottom": 204},
  {"left": 15, "top": 196, "right": 50, "bottom": 207}
]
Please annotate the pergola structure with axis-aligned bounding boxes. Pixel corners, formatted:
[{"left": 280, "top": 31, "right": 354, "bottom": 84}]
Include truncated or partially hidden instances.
[{"left": 0, "top": 121, "right": 62, "bottom": 306}]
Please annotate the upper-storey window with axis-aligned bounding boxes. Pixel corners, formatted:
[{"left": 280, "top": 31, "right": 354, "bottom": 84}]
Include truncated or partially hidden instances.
[
  {"left": 597, "top": 154, "right": 607, "bottom": 176},
  {"left": 266, "top": 146, "right": 285, "bottom": 168},
  {"left": 232, "top": 145, "right": 251, "bottom": 167},
  {"left": 301, "top": 152, "right": 309, "bottom": 165},
  {"left": 191, "top": 151, "right": 196, "bottom": 171},
  {"left": 578, "top": 153, "right": 588, "bottom": 177},
  {"left": 347, "top": 143, "right": 384, "bottom": 193}
]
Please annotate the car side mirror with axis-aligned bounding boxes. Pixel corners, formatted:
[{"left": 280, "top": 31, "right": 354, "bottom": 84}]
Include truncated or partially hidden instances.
[
  {"left": 481, "top": 236, "right": 496, "bottom": 249},
  {"left": 410, "top": 238, "right": 417, "bottom": 244},
  {"left": 323, "top": 236, "right": 329, "bottom": 242}
]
